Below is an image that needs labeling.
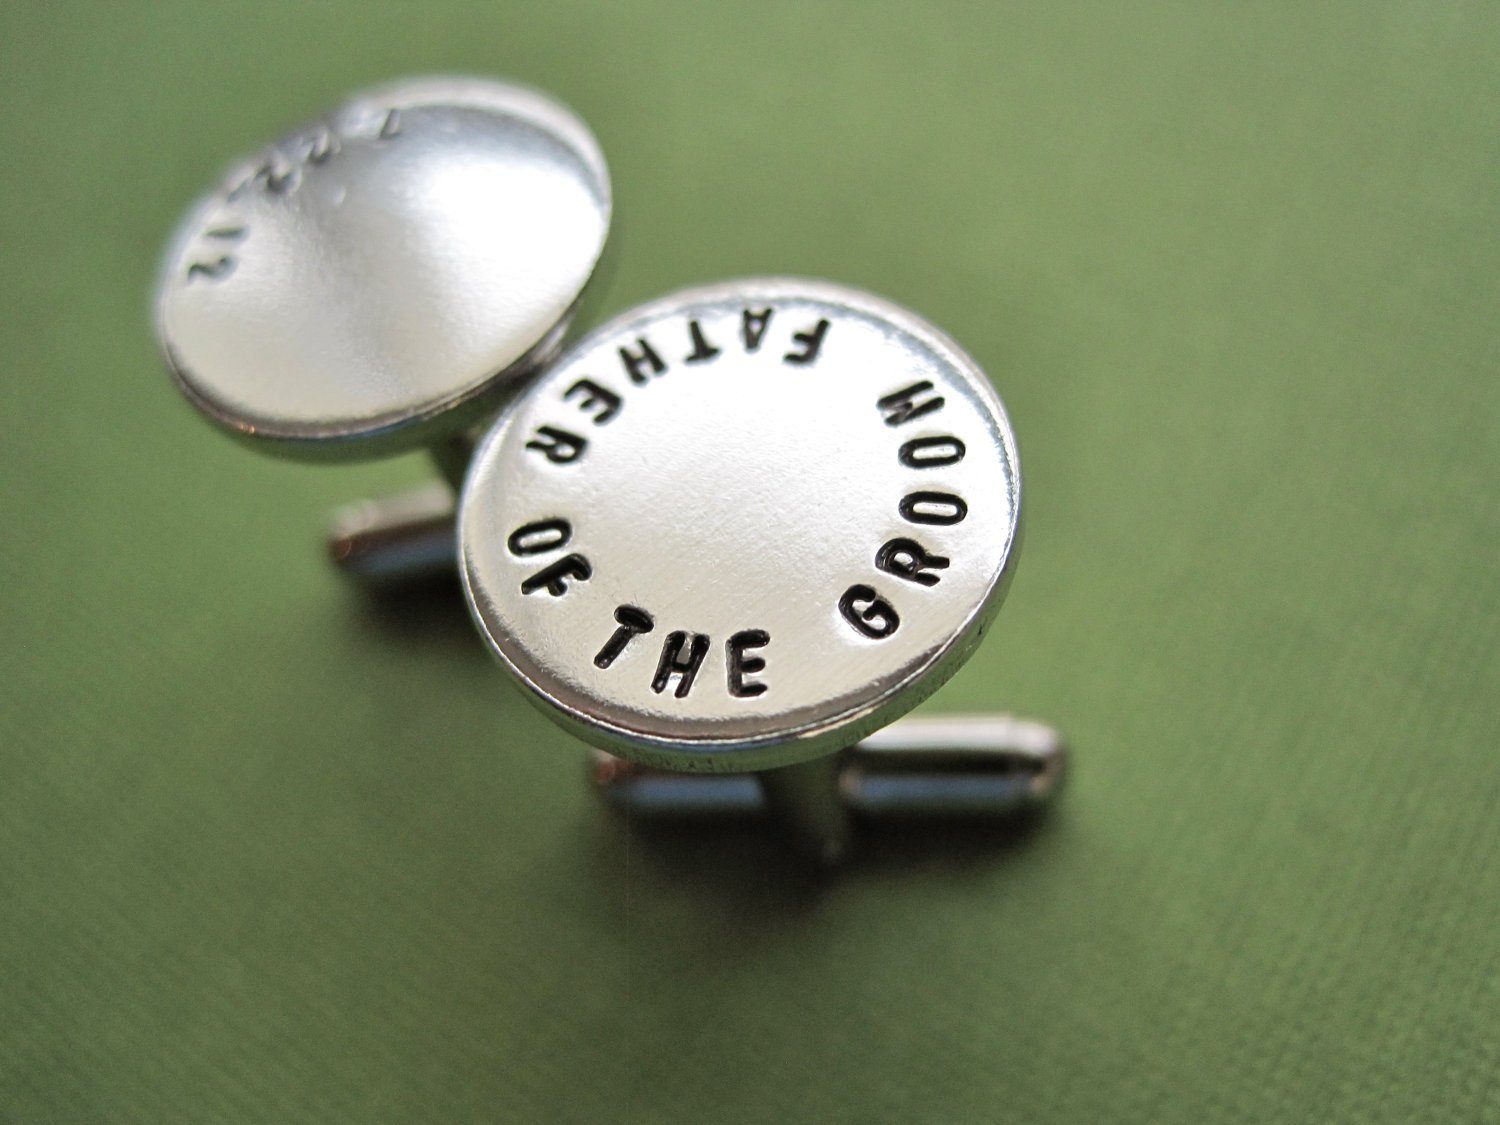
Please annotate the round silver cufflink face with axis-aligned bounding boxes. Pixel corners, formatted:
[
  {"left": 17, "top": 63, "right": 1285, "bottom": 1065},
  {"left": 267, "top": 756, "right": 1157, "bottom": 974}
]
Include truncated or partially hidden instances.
[
  {"left": 460, "top": 278, "right": 1021, "bottom": 773},
  {"left": 155, "top": 76, "right": 611, "bottom": 459}
]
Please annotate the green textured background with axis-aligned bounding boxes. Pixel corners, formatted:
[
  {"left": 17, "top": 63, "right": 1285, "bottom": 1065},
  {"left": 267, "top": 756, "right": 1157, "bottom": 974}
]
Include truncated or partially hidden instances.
[{"left": 3, "top": 3, "right": 1497, "bottom": 1121}]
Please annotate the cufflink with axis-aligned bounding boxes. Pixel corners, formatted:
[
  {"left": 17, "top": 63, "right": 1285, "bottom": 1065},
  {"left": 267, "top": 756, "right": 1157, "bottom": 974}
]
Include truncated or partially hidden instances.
[
  {"left": 457, "top": 278, "right": 1065, "bottom": 861},
  {"left": 153, "top": 76, "right": 610, "bottom": 580}
]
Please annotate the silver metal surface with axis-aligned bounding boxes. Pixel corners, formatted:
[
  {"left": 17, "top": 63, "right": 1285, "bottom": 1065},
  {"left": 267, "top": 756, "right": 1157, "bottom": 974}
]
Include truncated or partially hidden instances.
[
  {"left": 155, "top": 75, "right": 610, "bottom": 460},
  {"left": 460, "top": 278, "right": 1022, "bottom": 773},
  {"left": 326, "top": 487, "right": 460, "bottom": 582},
  {"left": 590, "top": 713, "right": 1066, "bottom": 819},
  {"left": 328, "top": 483, "right": 456, "bottom": 584},
  {"left": 842, "top": 714, "right": 1066, "bottom": 815}
]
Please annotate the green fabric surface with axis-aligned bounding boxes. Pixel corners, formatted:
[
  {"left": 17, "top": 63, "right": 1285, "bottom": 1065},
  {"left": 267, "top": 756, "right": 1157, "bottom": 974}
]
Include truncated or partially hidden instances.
[{"left": 3, "top": 2, "right": 1498, "bottom": 1121}]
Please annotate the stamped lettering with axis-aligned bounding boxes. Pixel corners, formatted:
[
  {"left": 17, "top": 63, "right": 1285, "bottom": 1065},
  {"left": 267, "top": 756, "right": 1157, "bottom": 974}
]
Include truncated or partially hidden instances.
[
  {"left": 619, "top": 337, "right": 666, "bottom": 384},
  {"left": 878, "top": 381, "right": 945, "bottom": 426},
  {"left": 594, "top": 605, "right": 655, "bottom": 668},
  {"left": 652, "top": 631, "right": 711, "bottom": 698}
]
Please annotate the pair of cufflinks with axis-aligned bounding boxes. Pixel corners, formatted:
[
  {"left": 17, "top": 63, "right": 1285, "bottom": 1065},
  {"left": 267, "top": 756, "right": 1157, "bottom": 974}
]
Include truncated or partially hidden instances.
[{"left": 154, "top": 76, "right": 1065, "bottom": 863}]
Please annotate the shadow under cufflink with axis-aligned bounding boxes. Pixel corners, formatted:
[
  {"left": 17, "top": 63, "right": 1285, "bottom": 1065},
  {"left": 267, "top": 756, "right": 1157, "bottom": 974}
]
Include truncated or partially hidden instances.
[
  {"left": 342, "top": 566, "right": 471, "bottom": 647},
  {"left": 609, "top": 804, "right": 1064, "bottom": 880}
]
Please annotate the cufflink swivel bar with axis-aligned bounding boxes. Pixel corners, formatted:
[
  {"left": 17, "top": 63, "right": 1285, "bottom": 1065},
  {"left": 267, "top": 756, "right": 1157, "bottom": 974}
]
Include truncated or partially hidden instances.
[{"left": 593, "top": 715, "right": 1065, "bottom": 863}]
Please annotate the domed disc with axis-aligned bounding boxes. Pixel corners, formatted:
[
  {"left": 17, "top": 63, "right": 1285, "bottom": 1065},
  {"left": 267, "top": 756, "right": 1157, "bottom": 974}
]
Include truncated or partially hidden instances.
[
  {"left": 460, "top": 279, "right": 1022, "bottom": 772},
  {"left": 155, "top": 76, "right": 610, "bottom": 459}
]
